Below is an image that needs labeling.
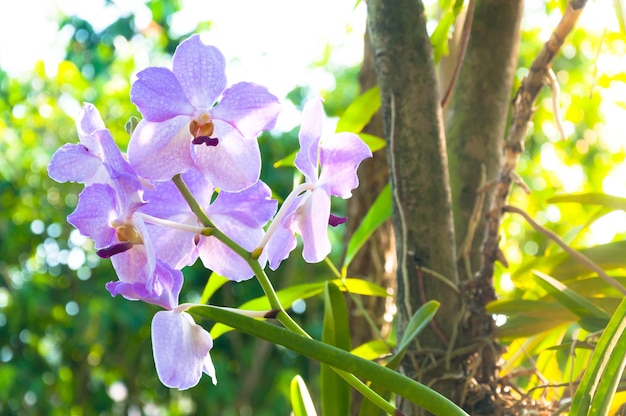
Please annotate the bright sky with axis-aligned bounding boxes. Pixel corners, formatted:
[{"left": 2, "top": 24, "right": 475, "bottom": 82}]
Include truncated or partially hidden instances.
[
  {"left": 0, "top": 0, "right": 367, "bottom": 133},
  {"left": 0, "top": 0, "right": 366, "bottom": 92},
  {"left": 0, "top": 1, "right": 624, "bottom": 196}
]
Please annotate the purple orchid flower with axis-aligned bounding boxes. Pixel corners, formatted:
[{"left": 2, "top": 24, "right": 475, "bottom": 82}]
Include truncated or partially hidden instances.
[
  {"left": 140, "top": 169, "right": 277, "bottom": 282},
  {"left": 151, "top": 306, "right": 216, "bottom": 390},
  {"left": 128, "top": 34, "right": 281, "bottom": 191},
  {"left": 68, "top": 173, "right": 182, "bottom": 310},
  {"left": 263, "top": 98, "right": 372, "bottom": 269},
  {"left": 48, "top": 103, "right": 130, "bottom": 185}
]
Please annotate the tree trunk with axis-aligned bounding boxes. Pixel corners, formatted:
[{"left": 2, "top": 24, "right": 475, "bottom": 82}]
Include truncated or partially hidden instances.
[
  {"left": 445, "top": 2, "right": 524, "bottom": 411},
  {"left": 366, "top": 0, "right": 526, "bottom": 414},
  {"left": 366, "top": 1, "right": 461, "bottom": 413},
  {"left": 446, "top": 0, "right": 524, "bottom": 278}
]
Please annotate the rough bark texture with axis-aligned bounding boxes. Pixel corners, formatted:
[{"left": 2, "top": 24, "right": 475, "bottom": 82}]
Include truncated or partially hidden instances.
[
  {"left": 346, "top": 29, "right": 396, "bottom": 415},
  {"left": 446, "top": 0, "right": 524, "bottom": 279},
  {"left": 443, "top": 3, "right": 525, "bottom": 411},
  {"left": 366, "top": 1, "right": 461, "bottom": 413}
]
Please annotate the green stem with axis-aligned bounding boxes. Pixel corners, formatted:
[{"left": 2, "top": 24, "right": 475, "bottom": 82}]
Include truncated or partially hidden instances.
[
  {"left": 172, "top": 174, "right": 402, "bottom": 414},
  {"left": 326, "top": 257, "right": 388, "bottom": 346},
  {"left": 190, "top": 305, "right": 469, "bottom": 416}
]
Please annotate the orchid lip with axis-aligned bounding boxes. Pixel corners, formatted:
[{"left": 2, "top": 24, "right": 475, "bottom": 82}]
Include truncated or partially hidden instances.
[
  {"left": 97, "top": 241, "right": 134, "bottom": 258},
  {"left": 329, "top": 214, "right": 347, "bottom": 227},
  {"left": 192, "top": 136, "right": 219, "bottom": 147}
]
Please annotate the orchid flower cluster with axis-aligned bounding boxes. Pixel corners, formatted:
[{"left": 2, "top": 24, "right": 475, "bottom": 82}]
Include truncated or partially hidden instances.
[{"left": 48, "top": 34, "right": 371, "bottom": 390}]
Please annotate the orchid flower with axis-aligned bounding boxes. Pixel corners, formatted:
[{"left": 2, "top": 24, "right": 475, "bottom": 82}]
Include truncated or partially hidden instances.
[
  {"left": 68, "top": 171, "right": 182, "bottom": 310},
  {"left": 48, "top": 103, "right": 129, "bottom": 185},
  {"left": 140, "top": 169, "right": 277, "bottom": 282},
  {"left": 263, "top": 98, "right": 371, "bottom": 269},
  {"left": 128, "top": 34, "right": 281, "bottom": 191},
  {"left": 151, "top": 305, "right": 216, "bottom": 390}
]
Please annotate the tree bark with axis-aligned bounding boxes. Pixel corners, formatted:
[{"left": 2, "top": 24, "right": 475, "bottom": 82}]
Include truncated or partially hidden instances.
[
  {"left": 446, "top": 0, "right": 524, "bottom": 279},
  {"left": 443, "top": 3, "right": 525, "bottom": 410},
  {"left": 366, "top": 1, "right": 461, "bottom": 413}
]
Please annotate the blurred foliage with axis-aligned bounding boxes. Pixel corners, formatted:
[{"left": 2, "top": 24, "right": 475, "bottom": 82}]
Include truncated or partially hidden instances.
[
  {"left": 0, "top": 2, "right": 359, "bottom": 415},
  {"left": 0, "top": 0, "right": 625, "bottom": 415}
]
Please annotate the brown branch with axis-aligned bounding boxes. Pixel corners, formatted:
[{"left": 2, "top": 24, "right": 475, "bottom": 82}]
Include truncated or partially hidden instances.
[
  {"left": 479, "top": 0, "right": 588, "bottom": 281},
  {"left": 503, "top": 205, "right": 626, "bottom": 296},
  {"left": 440, "top": 0, "right": 476, "bottom": 109}
]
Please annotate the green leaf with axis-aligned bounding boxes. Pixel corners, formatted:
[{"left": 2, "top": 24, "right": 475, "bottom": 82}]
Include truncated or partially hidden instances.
[
  {"left": 550, "top": 241, "right": 626, "bottom": 280},
  {"left": 533, "top": 271, "right": 611, "bottom": 327},
  {"left": 358, "top": 133, "right": 386, "bottom": 153},
  {"left": 351, "top": 340, "right": 392, "bottom": 361},
  {"left": 513, "top": 241, "right": 626, "bottom": 285},
  {"left": 359, "top": 301, "right": 440, "bottom": 416},
  {"left": 430, "top": 11, "right": 456, "bottom": 62},
  {"left": 570, "top": 297, "right": 626, "bottom": 415},
  {"left": 548, "top": 192, "right": 626, "bottom": 211},
  {"left": 395, "top": 300, "right": 440, "bottom": 357},
  {"left": 210, "top": 278, "right": 387, "bottom": 339},
  {"left": 336, "top": 86, "right": 380, "bottom": 133},
  {"left": 342, "top": 184, "right": 392, "bottom": 272},
  {"left": 190, "top": 305, "right": 468, "bottom": 416},
  {"left": 199, "top": 273, "right": 229, "bottom": 304},
  {"left": 321, "top": 282, "right": 351, "bottom": 416},
  {"left": 291, "top": 375, "right": 318, "bottom": 416},
  {"left": 273, "top": 150, "right": 297, "bottom": 168}
]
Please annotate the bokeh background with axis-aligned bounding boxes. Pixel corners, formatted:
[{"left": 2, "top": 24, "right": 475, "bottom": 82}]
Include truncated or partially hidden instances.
[{"left": 1, "top": 0, "right": 625, "bottom": 414}]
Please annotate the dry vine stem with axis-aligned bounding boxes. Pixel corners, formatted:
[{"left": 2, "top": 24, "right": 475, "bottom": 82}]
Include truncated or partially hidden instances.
[{"left": 479, "top": 0, "right": 588, "bottom": 282}]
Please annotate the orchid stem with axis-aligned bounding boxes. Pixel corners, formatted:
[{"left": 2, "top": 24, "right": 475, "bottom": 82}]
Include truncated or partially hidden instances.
[
  {"left": 172, "top": 174, "right": 400, "bottom": 414},
  {"left": 253, "top": 182, "right": 314, "bottom": 257}
]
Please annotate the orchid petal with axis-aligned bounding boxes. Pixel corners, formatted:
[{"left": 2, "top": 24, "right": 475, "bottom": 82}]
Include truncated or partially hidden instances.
[
  {"left": 318, "top": 132, "right": 372, "bottom": 198},
  {"left": 151, "top": 310, "right": 216, "bottom": 390},
  {"left": 144, "top": 221, "right": 199, "bottom": 270},
  {"left": 76, "top": 103, "right": 106, "bottom": 149},
  {"left": 194, "top": 120, "right": 261, "bottom": 192},
  {"left": 131, "top": 67, "right": 196, "bottom": 121},
  {"left": 292, "top": 187, "right": 332, "bottom": 263},
  {"left": 197, "top": 236, "right": 257, "bottom": 282},
  {"left": 128, "top": 117, "right": 195, "bottom": 181},
  {"left": 266, "top": 222, "right": 298, "bottom": 270},
  {"left": 67, "top": 184, "right": 117, "bottom": 248},
  {"left": 294, "top": 98, "right": 324, "bottom": 183},
  {"left": 265, "top": 196, "right": 302, "bottom": 270},
  {"left": 94, "top": 129, "right": 136, "bottom": 178},
  {"left": 105, "top": 261, "right": 182, "bottom": 310},
  {"left": 207, "top": 181, "right": 276, "bottom": 228},
  {"left": 211, "top": 82, "right": 281, "bottom": 138},
  {"left": 172, "top": 35, "right": 226, "bottom": 110},
  {"left": 48, "top": 143, "right": 109, "bottom": 185}
]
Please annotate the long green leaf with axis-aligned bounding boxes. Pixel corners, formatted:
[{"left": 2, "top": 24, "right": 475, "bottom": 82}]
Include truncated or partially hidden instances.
[
  {"left": 351, "top": 340, "right": 392, "bottom": 361},
  {"left": 395, "top": 300, "right": 440, "bottom": 357},
  {"left": 336, "top": 86, "right": 380, "bottom": 133},
  {"left": 359, "top": 301, "right": 440, "bottom": 416},
  {"left": 199, "top": 273, "right": 229, "bottom": 304},
  {"left": 358, "top": 133, "right": 386, "bottom": 152},
  {"left": 190, "top": 305, "right": 468, "bottom": 416},
  {"left": 550, "top": 241, "right": 626, "bottom": 279},
  {"left": 533, "top": 271, "right": 610, "bottom": 325},
  {"left": 548, "top": 192, "right": 626, "bottom": 211},
  {"left": 210, "top": 278, "right": 387, "bottom": 339},
  {"left": 321, "top": 282, "right": 351, "bottom": 416},
  {"left": 342, "top": 184, "right": 392, "bottom": 272},
  {"left": 291, "top": 375, "right": 318, "bottom": 416},
  {"left": 430, "top": 11, "right": 456, "bottom": 62},
  {"left": 273, "top": 150, "right": 297, "bottom": 168},
  {"left": 570, "top": 297, "right": 626, "bottom": 415}
]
